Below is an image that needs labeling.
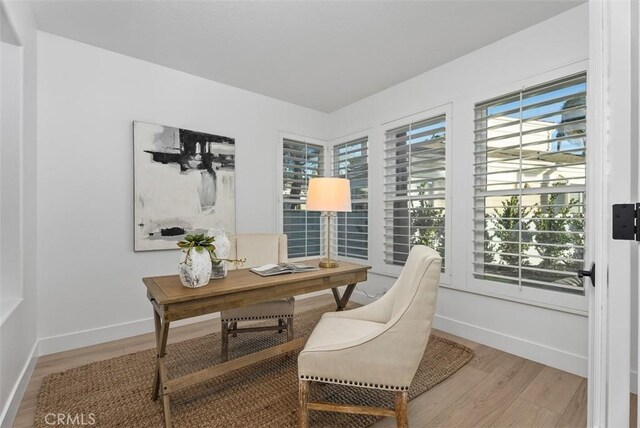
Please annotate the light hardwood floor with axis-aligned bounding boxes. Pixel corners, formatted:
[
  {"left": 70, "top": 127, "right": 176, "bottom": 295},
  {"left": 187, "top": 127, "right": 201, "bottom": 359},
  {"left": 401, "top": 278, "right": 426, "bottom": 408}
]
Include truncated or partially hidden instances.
[{"left": 14, "top": 294, "right": 589, "bottom": 427}]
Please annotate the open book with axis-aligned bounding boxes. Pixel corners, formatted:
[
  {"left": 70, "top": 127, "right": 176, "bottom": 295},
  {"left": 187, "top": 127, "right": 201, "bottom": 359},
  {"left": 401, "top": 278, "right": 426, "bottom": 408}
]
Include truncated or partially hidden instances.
[{"left": 250, "top": 262, "right": 319, "bottom": 277}]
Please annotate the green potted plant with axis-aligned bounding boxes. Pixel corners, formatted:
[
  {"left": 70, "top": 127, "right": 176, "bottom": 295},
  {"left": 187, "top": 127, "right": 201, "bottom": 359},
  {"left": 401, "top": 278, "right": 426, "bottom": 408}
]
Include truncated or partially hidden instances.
[
  {"left": 177, "top": 233, "right": 246, "bottom": 287},
  {"left": 177, "top": 234, "right": 216, "bottom": 288}
]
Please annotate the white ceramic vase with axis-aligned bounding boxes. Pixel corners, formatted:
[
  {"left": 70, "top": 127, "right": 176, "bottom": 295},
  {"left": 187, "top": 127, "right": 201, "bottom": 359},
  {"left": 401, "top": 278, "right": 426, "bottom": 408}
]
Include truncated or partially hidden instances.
[
  {"left": 210, "top": 228, "right": 230, "bottom": 279},
  {"left": 178, "top": 248, "right": 212, "bottom": 288}
]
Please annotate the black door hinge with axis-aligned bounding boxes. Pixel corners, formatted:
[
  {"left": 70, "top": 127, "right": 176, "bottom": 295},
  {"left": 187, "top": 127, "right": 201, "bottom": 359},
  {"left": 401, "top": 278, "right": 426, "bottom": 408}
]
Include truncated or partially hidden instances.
[{"left": 612, "top": 203, "right": 640, "bottom": 241}]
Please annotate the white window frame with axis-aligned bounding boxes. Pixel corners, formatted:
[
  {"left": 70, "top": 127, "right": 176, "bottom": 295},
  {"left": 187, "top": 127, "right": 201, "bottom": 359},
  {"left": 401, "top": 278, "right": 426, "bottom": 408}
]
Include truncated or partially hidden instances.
[
  {"left": 377, "top": 105, "right": 452, "bottom": 285},
  {"left": 461, "top": 61, "right": 589, "bottom": 314},
  {"left": 327, "top": 130, "right": 371, "bottom": 265},
  {"left": 277, "top": 132, "right": 327, "bottom": 261}
]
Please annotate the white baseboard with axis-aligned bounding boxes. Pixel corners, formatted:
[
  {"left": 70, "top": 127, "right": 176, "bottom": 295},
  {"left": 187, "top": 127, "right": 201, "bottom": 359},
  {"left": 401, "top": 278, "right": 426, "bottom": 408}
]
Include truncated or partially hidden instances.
[
  {"left": 433, "top": 314, "right": 588, "bottom": 377},
  {"left": 295, "top": 290, "right": 332, "bottom": 300},
  {"left": 0, "top": 341, "right": 39, "bottom": 428},
  {"left": 38, "top": 312, "right": 222, "bottom": 356},
  {"left": 350, "top": 290, "right": 375, "bottom": 305},
  {"left": 39, "top": 316, "right": 155, "bottom": 356},
  {"left": 352, "top": 290, "right": 588, "bottom": 378},
  {"left": 38, "top": 291, "right": 331, "bottom": 356}
]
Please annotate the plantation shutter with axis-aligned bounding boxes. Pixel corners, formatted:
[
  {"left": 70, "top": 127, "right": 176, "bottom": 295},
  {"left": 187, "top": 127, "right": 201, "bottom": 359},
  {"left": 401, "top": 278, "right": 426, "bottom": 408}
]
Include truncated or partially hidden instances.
[
  {"left": 333, "top": 137, "right": 368, "bottom": 259},
  {"left": 282, "top": 138, "right": 324, "bottom": 258},
  {"left": 473, "top": 73, "right": 587, "bottom": 293},
  {"left": 383, "top": 115, "right": 447, "bottom": 266}
]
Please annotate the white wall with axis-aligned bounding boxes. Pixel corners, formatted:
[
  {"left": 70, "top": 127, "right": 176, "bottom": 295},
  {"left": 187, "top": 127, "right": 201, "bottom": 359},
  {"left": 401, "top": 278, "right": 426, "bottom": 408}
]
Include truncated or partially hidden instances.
[
  {"left": 329, "top": 4, "right": 590, "bottom": 376},
  {"left": 1, "top": 41, "right": 22, "bottom": 306},
  {"left": 35, "top": 5, "right": 594, "bottom": 377},
  {"left": 33, "top": 1, "right": 595, "bottom": 376},
  {"left": 0, "top": 0, "right": 38, "bottom": 426},
  {"left": 36, "top": 32, "right": 328, "bottom": 353}
]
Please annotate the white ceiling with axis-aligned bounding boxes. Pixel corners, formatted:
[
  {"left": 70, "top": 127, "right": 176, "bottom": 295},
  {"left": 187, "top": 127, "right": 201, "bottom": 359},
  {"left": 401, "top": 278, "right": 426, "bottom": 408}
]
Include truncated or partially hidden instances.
[{"left": 30, "top": 0, "right": 585, "bottom": 112}]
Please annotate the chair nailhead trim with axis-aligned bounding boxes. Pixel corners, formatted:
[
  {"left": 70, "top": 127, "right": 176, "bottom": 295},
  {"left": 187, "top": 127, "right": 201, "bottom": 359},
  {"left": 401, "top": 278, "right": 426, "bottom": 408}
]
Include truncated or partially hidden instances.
[
  {"left": 298, "top": 375, "right": 409, "bottom": 391},
  {"left": 221, "top": 314, "right": 294, "bottom": 322}
]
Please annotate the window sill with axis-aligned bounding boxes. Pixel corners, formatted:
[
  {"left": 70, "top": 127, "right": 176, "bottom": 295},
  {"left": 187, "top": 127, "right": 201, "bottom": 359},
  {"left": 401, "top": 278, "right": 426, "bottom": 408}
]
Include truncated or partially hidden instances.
[
  {"left": 373, "top": 264, "right": 452, "bottom": 286},
  {"left": 0, "top": 297, "right": 24, "bottom": 327},
  {"left": 364, "top": 269, "right": 587, "bottom": 316},
  {"left": 442, "top": 283, "right": 588, "bottom": 316}
]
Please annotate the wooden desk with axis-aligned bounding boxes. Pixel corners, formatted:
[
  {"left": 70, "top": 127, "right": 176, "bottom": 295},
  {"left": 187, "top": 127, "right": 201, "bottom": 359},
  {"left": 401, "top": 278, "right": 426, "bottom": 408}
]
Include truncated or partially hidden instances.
[{"left": 142, "top": 260, "right": 370, "bottom": 427}]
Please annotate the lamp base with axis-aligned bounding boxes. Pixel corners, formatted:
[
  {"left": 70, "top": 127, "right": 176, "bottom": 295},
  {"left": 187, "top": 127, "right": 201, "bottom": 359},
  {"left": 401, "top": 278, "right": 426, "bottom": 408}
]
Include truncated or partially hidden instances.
[{"left": 319, "top": 259, "right": 339, "bottom": 268}]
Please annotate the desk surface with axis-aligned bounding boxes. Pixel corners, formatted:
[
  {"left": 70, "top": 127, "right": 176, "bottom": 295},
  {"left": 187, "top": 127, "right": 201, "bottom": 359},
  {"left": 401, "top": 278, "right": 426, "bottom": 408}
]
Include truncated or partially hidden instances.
[{"left": 143, "top": 259, "right": 371, "bottom": 305}]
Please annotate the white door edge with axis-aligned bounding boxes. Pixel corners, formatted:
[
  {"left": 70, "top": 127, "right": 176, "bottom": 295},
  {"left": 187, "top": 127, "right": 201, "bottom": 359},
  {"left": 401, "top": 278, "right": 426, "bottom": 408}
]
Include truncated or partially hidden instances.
[
  {"left": 588, "top": 0, "right": 635, "bottom": 426},
  {"left": 587, "top": 1, "right": 608, "bottom": 425}
]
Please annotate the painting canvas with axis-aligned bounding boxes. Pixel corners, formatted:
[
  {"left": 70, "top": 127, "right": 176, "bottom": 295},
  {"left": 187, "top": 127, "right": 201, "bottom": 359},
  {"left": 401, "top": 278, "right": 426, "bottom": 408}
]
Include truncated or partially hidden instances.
[{"left": 134, "top": 121, "right": 236, "bottom": 251}]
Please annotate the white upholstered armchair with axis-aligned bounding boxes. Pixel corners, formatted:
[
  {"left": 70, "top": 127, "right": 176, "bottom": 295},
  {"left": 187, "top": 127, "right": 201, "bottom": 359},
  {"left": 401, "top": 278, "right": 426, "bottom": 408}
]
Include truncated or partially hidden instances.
[
  {"left": 297, "top": 245, "right": 441, "bottom": 428},
  {"left": 220, "top": 234, "right": 294, "bottom": 362}
]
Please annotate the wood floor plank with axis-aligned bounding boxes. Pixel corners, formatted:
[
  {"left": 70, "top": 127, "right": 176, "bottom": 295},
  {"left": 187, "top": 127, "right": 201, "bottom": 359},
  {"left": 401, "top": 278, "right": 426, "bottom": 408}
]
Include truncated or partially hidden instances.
[
  {"left": 468, "top": 344, "right": 510, "bottom": 374},
  {"left": 427, "top": 354, "right": 544, "bottom": 427},
  {"left": 431, "top": 329, "right": 482, "bottom": 351},
  {"left": 12, "top": 411, "right": 38, "bottom": 427},
  {"left": 492, "top": 397, "right": 560, "bottom": 427},
  {"left": 370, "top": 365, "right": 488, "bottom": 428},
  {"left": 555, "top": 378, "right": 587, "bottom": 428},
  {"left": 519, "top": 366, "right": 584, "bottom": 414},
  {"left": 35, "top": 340, "right": 126, "bottom": 372}
]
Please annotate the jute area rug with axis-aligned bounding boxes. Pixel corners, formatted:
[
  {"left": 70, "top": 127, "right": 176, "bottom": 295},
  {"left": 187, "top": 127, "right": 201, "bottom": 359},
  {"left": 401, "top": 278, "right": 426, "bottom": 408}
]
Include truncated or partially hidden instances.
[{"left": 35, "top": 304, "right": 473, "bottom": 427}]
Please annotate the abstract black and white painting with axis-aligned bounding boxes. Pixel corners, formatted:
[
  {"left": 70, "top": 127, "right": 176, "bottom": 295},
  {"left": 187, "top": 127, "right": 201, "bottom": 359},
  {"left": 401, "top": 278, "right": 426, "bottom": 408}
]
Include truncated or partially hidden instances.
[{"left": 134, "top": 121, "right": 235, "bottom": 251}]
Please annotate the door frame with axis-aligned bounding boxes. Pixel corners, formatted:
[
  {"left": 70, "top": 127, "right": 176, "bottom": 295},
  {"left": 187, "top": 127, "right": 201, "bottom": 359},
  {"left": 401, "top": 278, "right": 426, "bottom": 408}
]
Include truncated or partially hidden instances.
[{"left": 587, "top": 0, "right": 634, "bottom": 426}]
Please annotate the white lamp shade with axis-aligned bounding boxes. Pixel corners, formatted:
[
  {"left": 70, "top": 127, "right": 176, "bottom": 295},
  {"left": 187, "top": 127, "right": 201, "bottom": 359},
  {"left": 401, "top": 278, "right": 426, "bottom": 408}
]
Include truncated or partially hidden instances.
[{"left": 306, "top": 178, "right": 352, "bottom": 212}]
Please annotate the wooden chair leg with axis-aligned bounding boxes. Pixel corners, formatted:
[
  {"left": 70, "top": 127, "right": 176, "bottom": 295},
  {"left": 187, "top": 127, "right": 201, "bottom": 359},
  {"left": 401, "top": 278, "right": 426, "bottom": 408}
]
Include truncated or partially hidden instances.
[
  {"left": 221, "top": 322, "right": 229, "bottom": 362},
  {"left": 287, "top": 317, "right": 294, "bottom": 341},
  {"left": 231, "top": 321, "right": 238, "bottom": 337},
  {"left": 394, "top": 391, "right": 408, "bottom": 428},
  {"left": 299, "top": 380, "right": 309, "bottom": 428}
]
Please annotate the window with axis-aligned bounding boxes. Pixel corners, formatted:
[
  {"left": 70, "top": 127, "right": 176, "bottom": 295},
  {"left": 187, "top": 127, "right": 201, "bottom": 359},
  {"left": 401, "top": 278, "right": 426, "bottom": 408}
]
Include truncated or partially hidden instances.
[
  {"left": 333, "top": 137, "right": 368, "bottom": 260},
  {"left": 384, "top": 115, "right": 447, "bottom": 266},
  {"left": 473, "top": 73, "right": 586, "bottom": 294},
  {"left": 282, "top": 138, "right": 324, "bottom": 258}
]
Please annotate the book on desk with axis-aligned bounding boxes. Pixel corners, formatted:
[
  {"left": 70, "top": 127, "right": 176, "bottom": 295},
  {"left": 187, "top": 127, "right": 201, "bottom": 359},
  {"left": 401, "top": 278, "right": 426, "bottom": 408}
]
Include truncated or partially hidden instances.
[{"left": 249, "top": 262, "right": 319, "bottom": 277}]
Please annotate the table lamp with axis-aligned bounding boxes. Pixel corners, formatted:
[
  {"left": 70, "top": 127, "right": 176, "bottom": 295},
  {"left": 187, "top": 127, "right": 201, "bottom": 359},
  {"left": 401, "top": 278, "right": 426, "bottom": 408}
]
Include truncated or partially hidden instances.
[{"left": 306, "top": 177, "right": 352, "bottom": 268}]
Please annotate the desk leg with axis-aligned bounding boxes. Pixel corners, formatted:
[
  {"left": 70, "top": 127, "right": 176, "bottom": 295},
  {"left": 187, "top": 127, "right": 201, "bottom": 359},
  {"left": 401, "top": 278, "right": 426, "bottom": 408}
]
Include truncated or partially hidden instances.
[
  {"left": 160, "top": 360, "right": 172, "bottom": 428},
  {"left": 152, "top": 309, "right": 162, "bottom": 400},
  {"left": 151, "top": 308, "right": 172, "bottom": 427},
  {"left": 331, "top": 284, "right": 356, "bottom": 311}
]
